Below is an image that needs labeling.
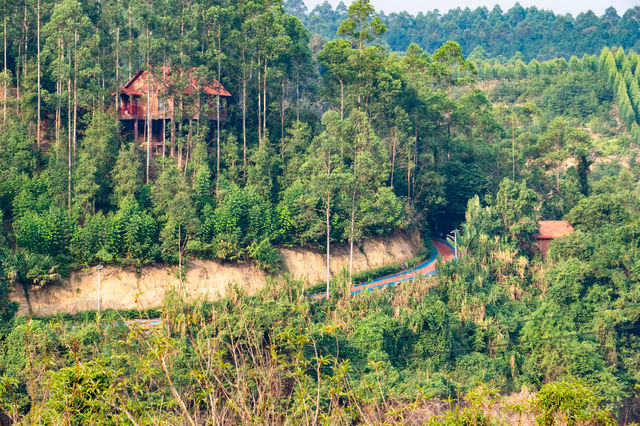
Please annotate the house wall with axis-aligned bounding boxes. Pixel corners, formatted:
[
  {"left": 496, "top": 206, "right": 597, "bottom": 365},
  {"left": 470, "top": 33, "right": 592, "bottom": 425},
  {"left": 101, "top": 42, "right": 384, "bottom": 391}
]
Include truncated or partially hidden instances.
[
  {"left": 537, "top": 238, "right": 552, "bottom": 258},
  {"left": 127, "top": 71, "right": 175, "bottom": 119}
]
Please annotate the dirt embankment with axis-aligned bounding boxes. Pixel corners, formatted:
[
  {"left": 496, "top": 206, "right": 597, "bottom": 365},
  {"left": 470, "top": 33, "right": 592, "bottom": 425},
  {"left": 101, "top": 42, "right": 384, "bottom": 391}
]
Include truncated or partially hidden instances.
[{"left": 12, "top": 231, "right": 424, "bottom": 316}]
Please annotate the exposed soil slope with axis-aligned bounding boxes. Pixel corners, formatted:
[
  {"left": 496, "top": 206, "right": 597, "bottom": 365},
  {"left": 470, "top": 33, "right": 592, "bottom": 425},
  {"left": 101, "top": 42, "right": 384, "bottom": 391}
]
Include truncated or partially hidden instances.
[{"left": 12, "top": 231, "right": 424, "bottom": 316}]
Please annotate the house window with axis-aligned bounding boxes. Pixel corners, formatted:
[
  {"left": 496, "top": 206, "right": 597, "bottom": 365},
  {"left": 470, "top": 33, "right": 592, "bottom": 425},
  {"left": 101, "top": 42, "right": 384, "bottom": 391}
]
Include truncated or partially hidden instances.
[{"left": 158, "top": 97, "right": 167, "bottom": 111}]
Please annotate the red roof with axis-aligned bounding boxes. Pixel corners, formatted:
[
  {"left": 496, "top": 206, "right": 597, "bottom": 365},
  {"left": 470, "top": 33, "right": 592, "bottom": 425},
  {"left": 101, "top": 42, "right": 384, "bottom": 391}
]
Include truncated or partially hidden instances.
[
  {"left": 117, "top": 67, "right": 231, "bottom": 97},
  {"left": 121, "top": 87, "right": 142, "bottom": 96},
  {"left": 535, "top": 221, "right": 574, "bottom": 239}
]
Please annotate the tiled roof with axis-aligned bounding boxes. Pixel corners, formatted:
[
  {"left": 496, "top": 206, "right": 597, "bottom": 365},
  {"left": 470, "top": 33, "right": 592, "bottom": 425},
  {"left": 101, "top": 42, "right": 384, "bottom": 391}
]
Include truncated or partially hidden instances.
[
  {"left": 118, "top": 67, "right": 231, "bottom": 97},
  {"left": 535, "top": 220, "right": 574, "bottom": 239}
]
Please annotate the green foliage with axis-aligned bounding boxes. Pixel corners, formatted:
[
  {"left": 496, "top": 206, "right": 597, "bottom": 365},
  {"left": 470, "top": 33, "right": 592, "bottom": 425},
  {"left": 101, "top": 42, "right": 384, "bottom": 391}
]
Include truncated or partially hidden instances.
[
  {"left": 0, "top": 1, "right": 639, "bottom": 419},
  {"left": 533, "top": 379, "right": 615, "bottom": 425},
  {"left": 302, "top": 4, "right": 640, "bottom": 61}
]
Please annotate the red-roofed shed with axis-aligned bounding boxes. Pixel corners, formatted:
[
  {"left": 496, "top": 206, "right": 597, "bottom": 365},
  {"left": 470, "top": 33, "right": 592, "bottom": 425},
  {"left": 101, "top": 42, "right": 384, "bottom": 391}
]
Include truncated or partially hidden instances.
[{"left": 534, "top": 220, "right": 575, "bottom": 258}]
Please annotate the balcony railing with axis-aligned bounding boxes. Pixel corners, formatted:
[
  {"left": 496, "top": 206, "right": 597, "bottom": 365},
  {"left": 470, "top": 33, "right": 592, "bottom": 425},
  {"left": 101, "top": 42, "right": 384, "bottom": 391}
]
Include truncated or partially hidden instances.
[{"left": 118, "top": 105, "right": 140, "bottom": 117}]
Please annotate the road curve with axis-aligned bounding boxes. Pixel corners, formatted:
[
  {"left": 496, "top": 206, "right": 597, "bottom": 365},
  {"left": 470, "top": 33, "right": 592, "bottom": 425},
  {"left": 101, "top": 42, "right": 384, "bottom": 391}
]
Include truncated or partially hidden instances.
[
  {"left": 312, "top": 238, "right": 455, "bottom": 300},
  {"left": 72, "top": 239, "right": 453, "bottom": 328}
]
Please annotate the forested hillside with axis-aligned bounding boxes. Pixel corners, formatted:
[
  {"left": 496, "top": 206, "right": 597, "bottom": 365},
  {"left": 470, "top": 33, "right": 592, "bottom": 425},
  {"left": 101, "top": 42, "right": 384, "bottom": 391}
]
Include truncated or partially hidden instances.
[
  {"left": 288, "top": 0, "right": 640, "bottom": 60},
  {"left": 0, "top": 0, "right": 639, "bottom": 422}
]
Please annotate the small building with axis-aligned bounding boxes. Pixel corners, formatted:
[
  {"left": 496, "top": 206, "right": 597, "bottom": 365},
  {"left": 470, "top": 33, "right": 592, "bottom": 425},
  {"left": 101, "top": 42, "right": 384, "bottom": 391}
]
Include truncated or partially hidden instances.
[
  {"left": 114, "top": 67, "right": 231, "bottom": 153},
  {"left": 534, "top": 220, "right": 574, "bottom": 258}
]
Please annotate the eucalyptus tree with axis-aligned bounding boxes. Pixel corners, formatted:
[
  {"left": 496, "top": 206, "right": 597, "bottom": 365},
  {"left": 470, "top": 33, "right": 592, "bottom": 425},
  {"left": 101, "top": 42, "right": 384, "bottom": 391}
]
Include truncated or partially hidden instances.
[
  {"left": 337, "top": 0, "right": 385, "bottom": 110},
  {"left": 302, "top": 111, "right": 349, "bottom": 297},
  {"left": 43, "top": 0, "right": 93, "bottom": 210},
  {"left": 343, "top": 110, "right": 388, "bottom": 283},
  {"left": 317, "top": 39, "right": 353, "bottom": 120},
  {"left": 247, "top": 5, "right": 291, "bottom": 145}
]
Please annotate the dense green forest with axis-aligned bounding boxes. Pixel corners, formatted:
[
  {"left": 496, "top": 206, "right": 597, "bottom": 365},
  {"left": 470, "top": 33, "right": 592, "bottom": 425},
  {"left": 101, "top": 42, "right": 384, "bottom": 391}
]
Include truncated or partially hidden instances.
[
  {"left": 288, "top": 0, "right": 640, "bottom": 60},
  {"left": 0, "top": 0, "right": 639, "bottom": 422}
]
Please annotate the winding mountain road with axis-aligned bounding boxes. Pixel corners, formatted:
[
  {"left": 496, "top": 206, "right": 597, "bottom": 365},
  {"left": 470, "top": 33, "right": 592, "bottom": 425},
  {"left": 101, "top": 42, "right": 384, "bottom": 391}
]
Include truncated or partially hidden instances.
[
  {"left": 312, "top": 239, "right": 455, "bottom": 300},
  {"left": 83, "top": 239, "right": 454, "bottom": 329}
]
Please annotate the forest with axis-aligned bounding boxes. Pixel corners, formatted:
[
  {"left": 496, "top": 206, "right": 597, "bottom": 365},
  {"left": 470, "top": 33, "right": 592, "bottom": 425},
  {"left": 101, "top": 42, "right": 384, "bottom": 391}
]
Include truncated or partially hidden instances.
[
  {"left": 0, "top": 0, "right": 639, "bottom": 422},
  {"left": 288, "top": 0, "right": 640, "bottom": 60}
]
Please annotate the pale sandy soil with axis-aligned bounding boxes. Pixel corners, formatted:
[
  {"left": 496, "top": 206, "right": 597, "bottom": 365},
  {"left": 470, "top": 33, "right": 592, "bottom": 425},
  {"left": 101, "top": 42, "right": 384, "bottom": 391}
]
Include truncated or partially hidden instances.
[{"left": 12, "top": 230, "right": 424, "bottom": 316}]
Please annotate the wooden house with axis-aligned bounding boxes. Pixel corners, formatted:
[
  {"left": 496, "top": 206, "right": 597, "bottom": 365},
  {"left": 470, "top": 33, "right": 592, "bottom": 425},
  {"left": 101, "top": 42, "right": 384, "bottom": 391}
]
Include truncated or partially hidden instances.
[
  {"left": 114, "top": 67, "right": 231, "bottom": 153},
  {"left": 534, "top": 220, "right": 574, "bottom": 258}
]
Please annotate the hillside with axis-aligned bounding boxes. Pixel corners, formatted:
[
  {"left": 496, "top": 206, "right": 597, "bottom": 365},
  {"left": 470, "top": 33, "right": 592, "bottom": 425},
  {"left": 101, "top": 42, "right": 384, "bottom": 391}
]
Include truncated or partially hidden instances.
[
  {"left": 0, "top": 0, "right": 639, "bottom": 422},
  {"left": 13, "top": 230, "right": 424, "bottom": 316}
]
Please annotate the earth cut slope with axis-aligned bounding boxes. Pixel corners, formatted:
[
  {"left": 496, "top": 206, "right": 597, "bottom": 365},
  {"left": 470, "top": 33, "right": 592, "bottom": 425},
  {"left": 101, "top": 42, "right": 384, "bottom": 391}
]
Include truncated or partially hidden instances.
[{"left": 12, "top": 230, "right": 424, "bottom": 316}]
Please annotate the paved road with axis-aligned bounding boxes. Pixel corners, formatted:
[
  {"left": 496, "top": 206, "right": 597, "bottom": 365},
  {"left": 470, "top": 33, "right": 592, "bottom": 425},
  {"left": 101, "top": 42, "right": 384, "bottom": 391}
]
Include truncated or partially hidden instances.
[
  {"left": 312, "top": 239, "right": 455, "bottom": 300},
  {"left": 74, "top": 239, "right": 454, "bottom": 328}
]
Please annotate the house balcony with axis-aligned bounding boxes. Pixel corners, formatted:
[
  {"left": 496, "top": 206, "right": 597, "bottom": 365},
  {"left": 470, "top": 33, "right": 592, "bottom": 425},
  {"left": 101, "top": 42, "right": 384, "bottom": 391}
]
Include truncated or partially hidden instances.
[{"left": 118, "top": 105, "right": 140, "bottom": 118}]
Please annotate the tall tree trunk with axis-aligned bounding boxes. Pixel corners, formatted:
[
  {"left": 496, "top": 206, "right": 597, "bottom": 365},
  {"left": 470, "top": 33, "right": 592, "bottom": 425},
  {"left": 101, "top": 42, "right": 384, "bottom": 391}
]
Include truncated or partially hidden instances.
[
  {"left": 115, "top": 25, "right": 119, "bottom": 88},
  {"left": 280, "top": 77, "right": 285, "bottom": 160},
  {"left": 390, "top": 131, "right": 396, "bottom": 187},
  {"left": 178, "top": 222, "right": 184, "bottom": 298},
  {"left": 326, "top": 192, "right": 331, "bottom": 299},
  {"left": 512, "top": 114, "right": 516, "bottom": 180},
  {"left": 73, "top": 30, "right": 78, "bottom": 154},
  {"left": 3, "top": 15, "right": 6, "bottom": 123},
  {"left": 37, "top": 0, "right": 41, "bottom": 145},
  {"left": 348, "top": 144, "right": 359, "bottom": 285},
  {"left": 296, "top": 68, "right": 299, "bottom": 122},
  {"left": 68, "top": 46, "right": 72, "bottom": 211},
  {"left": 162, "top": 118, "right": 166, "bottom": 158},
  {"left": 349, "top": 191, "right": 356, "bottom": 285},
  {"left": 128, "top": 10, "right": 132, "bottom": 79},
  {"left": 242, "top": 50, "right": 247, "bottom": 182},
  {"left": 171, "top": 108, "right": 175, "bottom": 157},
  {"left": 340, "top": 79, "right": 344, "bottom": 120},
  {"left": 185, "top": 119, "right": 191, "bottom": 173},
  {"left": 56, "top": 39, "right": 62, "bottom": 151},
  {"left": 216, "top": 23, "right": 221, "bottom": 197},
  {"left": 16, "top": 38, "right": 20, "bottom": 115},
  {"left": 263, "top": 61, "right": 267, "bottom": 133},
  {"left": 23, "top": 4, "right": 27, "bottom": 110},
  {"left": 146, "top": 30, "right": 151, "bottom": 184},
  {"left": 257, "top": 53, "right": 262, "bottom": 145},
  {"left": 178, "top": 115, "right": 183, "bottom": 169},
  {"left": 146, "top": 86, "right": 150, "bottom": 183}
]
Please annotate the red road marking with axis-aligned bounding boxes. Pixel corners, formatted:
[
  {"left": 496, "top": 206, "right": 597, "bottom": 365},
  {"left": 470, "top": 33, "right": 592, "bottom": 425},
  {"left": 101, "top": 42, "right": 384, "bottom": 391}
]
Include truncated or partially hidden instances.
[{"left": 313, "top": 239, "right": 454, "bottom": 299}]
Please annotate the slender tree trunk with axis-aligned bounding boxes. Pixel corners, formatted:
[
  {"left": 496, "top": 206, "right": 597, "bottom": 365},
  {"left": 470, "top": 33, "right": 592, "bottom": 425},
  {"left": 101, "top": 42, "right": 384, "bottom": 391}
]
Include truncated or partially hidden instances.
[
  {"left": 340, "top": 79, "right": 344, "bottom": 120},
  {"left": 171, "top": 107, "right": 175, "bottom": 157},
  {"left": 16, "top": 38, "right": 20, "bottom": 115},
  {"left": 37, "top": 0, "right": 41, "bottom": 145},
  {"left": 348, "top": 144, "right": 359, "bottom": 285},
  {"left": 178, "top": 115, "right": 183, "bottom": 169},
  {"left": 280, "top": 77, "right": 285, "bottom": 160},
  {"left": 3, "top": 15, "right": 6, "bottom": 123},
  {"left": 512, "top": 115, "right": 516, "bottom": 180},
  {"left": 390, "top": 132, "right": 396, "bottom": 187},
  {"left": 56, "top": 39, "right": 62, "bottom": 151},
  {"left": 349, "top": 192, "right": 356, "bottom": 285},
  {"left": 257, "top": 53, "right": 261, "bottom": 144},
  {"left": 242, "top": 55, "right": 247, "bottom": 182},
  {"left": 146, "top": 31, "right": 151, "bottom": 184},
  {"left": 296, "top": 67, "right": 300, "bottom": 122},
  {"left": 73, "top": 30, "right": 78, "bottom": 154},
  {"left": 23, "top": 4, "right": 27, "bottom": 103},
  {"left": 185, "top": 119, "right": 192, "bottom": 173},
  {"left": 162, "top": 118, "right": 166, "bottom": 158},
  {"left": 178, "top": 222, "right": 185, "bottom": 298},
  {"left": 115, "top": 25, "right": 119, "bottom": 88},
  {"left": 263, "top": 61, "right": 267, "bottom": 133},
  {"left": 216, "top": 23, "right": 221, "bottom": 197},
  {"left": 326, "top": 193, "right": 331, "bottom": 299},
  {"left": 128, "top": 11, "right": 132, "bottom": 79},
  {"left": 68, "top": 46, "right": 72, "bottom": 211}
]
